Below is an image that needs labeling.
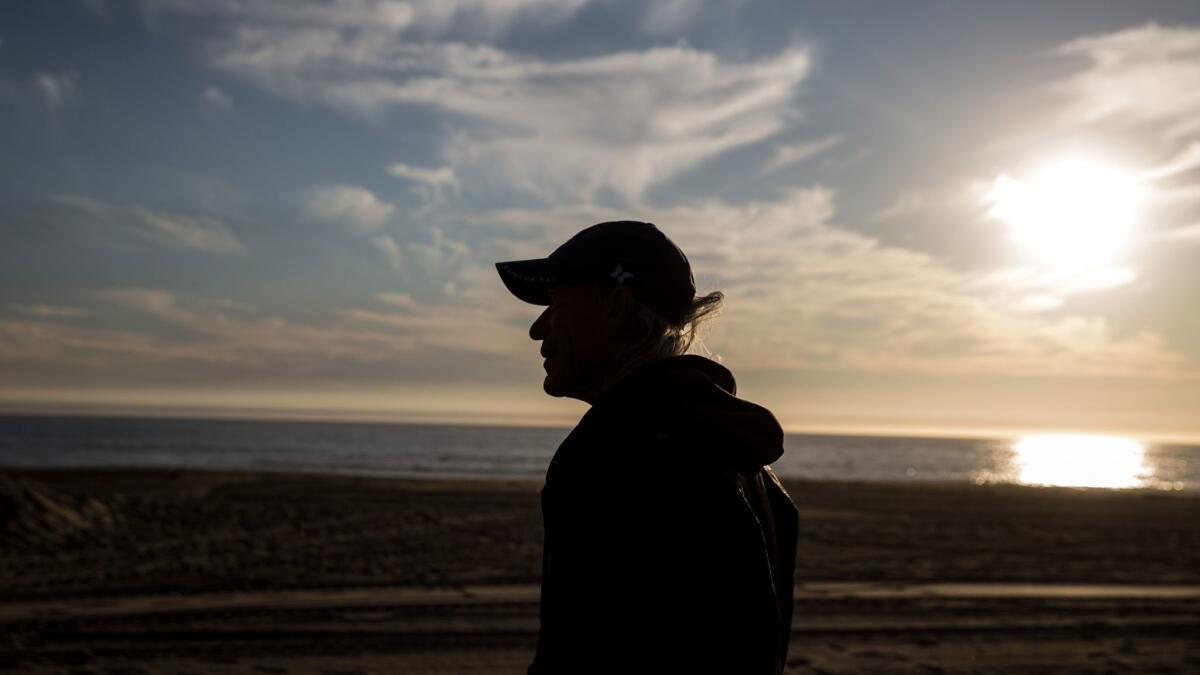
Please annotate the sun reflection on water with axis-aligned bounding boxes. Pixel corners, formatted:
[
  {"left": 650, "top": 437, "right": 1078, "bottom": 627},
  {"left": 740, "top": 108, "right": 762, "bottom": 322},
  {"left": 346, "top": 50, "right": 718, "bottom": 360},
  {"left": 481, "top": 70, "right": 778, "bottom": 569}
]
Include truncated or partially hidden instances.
[{"left": 1013, "top": 434, "right": 1148, "bottom": 488}]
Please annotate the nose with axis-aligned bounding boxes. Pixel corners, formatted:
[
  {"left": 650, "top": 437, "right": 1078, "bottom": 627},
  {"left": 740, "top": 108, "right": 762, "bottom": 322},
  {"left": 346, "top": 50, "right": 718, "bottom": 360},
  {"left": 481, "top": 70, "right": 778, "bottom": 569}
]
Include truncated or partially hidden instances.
[{"left": 530, "top": 305, "right": 551, "bottom": 342}]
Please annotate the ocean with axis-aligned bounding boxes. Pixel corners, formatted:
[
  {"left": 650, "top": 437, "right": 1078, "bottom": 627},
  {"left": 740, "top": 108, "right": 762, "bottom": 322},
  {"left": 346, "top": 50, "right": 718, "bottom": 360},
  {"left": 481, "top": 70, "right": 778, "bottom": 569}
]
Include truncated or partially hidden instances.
[{"left": 1, "top": 414, "right": 1196, "bottom": 491}]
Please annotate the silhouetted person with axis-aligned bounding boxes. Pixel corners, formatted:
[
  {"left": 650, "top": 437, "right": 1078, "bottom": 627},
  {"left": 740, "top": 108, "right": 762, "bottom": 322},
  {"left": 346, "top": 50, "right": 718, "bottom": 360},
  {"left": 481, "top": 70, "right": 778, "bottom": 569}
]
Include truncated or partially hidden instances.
[{"left": 496, "top": 221, "right": 799, "bottom": 675}]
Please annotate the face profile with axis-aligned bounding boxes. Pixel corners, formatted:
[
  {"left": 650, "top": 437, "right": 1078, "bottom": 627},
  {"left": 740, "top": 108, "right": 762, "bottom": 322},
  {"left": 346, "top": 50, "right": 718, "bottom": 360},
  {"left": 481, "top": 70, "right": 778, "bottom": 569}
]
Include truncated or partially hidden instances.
[{"left": 529, "top": 284, "right": 630, "bottom": 404}]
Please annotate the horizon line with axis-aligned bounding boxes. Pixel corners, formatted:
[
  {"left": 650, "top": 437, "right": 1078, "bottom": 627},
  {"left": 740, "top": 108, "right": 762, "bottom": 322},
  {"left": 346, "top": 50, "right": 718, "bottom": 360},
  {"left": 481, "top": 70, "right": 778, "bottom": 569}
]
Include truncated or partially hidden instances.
[{"left": 2, "top": 402, "right": 1198, "bottom": 445}]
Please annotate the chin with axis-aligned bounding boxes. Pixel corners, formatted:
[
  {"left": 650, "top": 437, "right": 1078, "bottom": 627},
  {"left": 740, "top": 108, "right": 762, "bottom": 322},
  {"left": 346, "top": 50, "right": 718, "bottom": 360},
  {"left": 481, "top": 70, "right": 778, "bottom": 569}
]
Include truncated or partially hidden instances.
[{"left": 542, "top": 373, "right": 578, "bottom": 399}]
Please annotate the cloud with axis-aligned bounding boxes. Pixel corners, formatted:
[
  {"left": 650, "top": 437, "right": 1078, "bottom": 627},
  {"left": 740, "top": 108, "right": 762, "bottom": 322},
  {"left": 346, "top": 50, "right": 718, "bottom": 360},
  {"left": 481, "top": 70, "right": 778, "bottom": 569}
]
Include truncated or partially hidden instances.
[
  {"left": 34, "top": 72, "right": 78, "bottom": 109},
  {"left": 427, "top": 45, "right": 810, "bottom": 201},
  {"left": 387, "top": 162, "right": 457, "bottom": 188},
  {"left": 202, "top": 84, "right": 234, "bottom": 111},
  {"left": 369, "top": 233, "right": 405, "bottom": 271},
  {"left": 476, "top": 188, "right": 1191, "bottom": 379},
  {"left": 95, "top": 288, "right": 180, "bottom": 314},
  {"left": 1050, "top": 23, "right": 1200, "bottom": 248},
  {"left": 52, "top": 195, "right": 245, "bottom": 254},
  {"left": 969, "top": 266, "right": 1138, "bottom": 315},
  {"left": 407, "top": 231, "right": 465, "bottom": 259},
  {"left": 80, "top": 287, "right": 427, "bottom": 367},
  {"left": 869, "top": 190, "right": 925, "bottom": 223},
  {"left": 337, "top": 290, "right": 526, "bottom": 357},
  {"left": 0, "top": 290, "right": 272, "bottom": 374},
  {"left": 388, "top": 162, "right": 459, "bottom": 209},
  {"left": 641, "top": 0, "right": 703, "bottom": 34},
  {"left": 1137, "top": 142, "right": 1200, "bottom": 181},
  {"left": 6, "top": 304, "right": 92, "bottom": 319},
  {"left": 298, "top": 182, "right": 467, "bottom": 273},
  {"left": 138, "top": 211, "right": 245, "bottom": 253},
  {"left": 1157, "top": 223, "right": 1200, "bottom": 241},
  {"left": 303, "top": 185, "right": 395, "bottom": 233},
  {"left": 3, "top": 186, "right": 1192, "bottom": 390},
  {"left": 376, "top": 291, "right": 414, "bottom": 308},
  {"left": 147, "top": 0, "right": 812, "bottom": 202},
  {"left": 367, "top": 222, "right": 472, "bottom": 277},
  {"left": 0, "top": 281, "right": 540, "bottom": 387},
  {"left": 1056, "top": 23, "right": 1200, "bottom": 139},
  {"left": 145, "top": 0, "right": 590, "bottom": 39},
  {"left": 761, "top": 135, "right": 842, "bottom": 174}
]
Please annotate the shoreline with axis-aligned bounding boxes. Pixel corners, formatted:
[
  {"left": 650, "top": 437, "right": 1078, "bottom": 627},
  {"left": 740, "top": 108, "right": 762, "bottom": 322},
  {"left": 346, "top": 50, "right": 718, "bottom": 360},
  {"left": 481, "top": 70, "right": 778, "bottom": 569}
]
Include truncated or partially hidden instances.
[
  {"left": 7, "top": 464, "right": 1200, "bottom": 495},
  {"left": 7, "top": 409, "right": 1200, "bottom": 447}
]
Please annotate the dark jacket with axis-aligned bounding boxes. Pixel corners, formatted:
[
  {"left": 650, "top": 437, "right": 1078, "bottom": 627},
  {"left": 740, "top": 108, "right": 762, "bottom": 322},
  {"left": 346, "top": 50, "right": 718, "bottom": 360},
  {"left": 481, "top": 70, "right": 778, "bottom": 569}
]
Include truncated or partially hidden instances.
[{"left": 528, "top": 354, "right": 799, "bottom": 675}]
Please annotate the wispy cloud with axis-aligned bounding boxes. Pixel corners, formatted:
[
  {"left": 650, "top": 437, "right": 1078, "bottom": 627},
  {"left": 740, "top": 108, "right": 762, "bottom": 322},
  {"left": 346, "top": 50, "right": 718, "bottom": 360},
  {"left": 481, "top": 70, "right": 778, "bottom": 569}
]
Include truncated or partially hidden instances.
[
  {"left": 303, "top": 185, "right": 394, "bottom": 233},
  {"left": 478, "top": 189, "right": 1191, "bottom": 380},
  {"left": 401, "top": 225, "right": 472, "bottom": 280},
  {"left": 1157, "top": 223, "right": 1200, "bottom": 241},
  {"left": 640, "top": 0, "right": 703, "bottom": 34},
  {"left": 202, "top": 84, "right": 234, "bottom": 111},
  {"left": 52, "top": 195, "right": 245, "bottom": 254},
  {"left": 428, "top": 44, "right": 811, "bottom": 202},
  {"left": 969, "top": 266, "right": 1138, "bottom": 316},
  {"left": 1136, "top": 142, "right": 1200, "bottom": 181},
  {"left": 6, "top": 304, "right": 93, "bottom": 319},
  {"left": 0, "top": 281, "right": 538, "bottom": 387},
  {"left": 869, "top": 190, "right": 925, "bottom": 223},
  {"left": 369, "top": 233, "right": 405, "bottom": 272},
  {"left": 1051, "top": 23, "right": 1200, "bottom": 249},
  {"left": 376, "top": 292, "right": 414, "bottom": 308},
  {"left": 8, "top": 5, "right": 1194, "bottom": 411},
  {"left": 144, "top": 0, "right": 591, "bottom": 39},
  {"left": 34, "top": 71, "right": 78, "bottom": 109},
  {"left": 297, "top": 181, "right": 470, "bottom": 275},
  {"left": 3, "top": 185, "right": 1192, "bottom": 390},
  {"left": 388, "top": 163, "right": 457, "bottom": 187},
  {"left": 761, "top": 135, "right": 842, "bottom": 174},
  {"left": 148, "top": 1, "right": 812, "bottom": 203},
  {"left": 1056, "top": 23, "right": 1200, "bottom": 139},
  {"left": 388, "top": 162, "right": 459, "bottom": 209}
]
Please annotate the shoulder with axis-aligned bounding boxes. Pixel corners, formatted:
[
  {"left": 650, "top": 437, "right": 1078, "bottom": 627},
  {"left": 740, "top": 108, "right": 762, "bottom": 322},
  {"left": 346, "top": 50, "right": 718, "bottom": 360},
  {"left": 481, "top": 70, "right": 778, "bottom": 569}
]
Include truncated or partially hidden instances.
[{"left": 558, "top": 401, "right": 747, "bottom": 494}]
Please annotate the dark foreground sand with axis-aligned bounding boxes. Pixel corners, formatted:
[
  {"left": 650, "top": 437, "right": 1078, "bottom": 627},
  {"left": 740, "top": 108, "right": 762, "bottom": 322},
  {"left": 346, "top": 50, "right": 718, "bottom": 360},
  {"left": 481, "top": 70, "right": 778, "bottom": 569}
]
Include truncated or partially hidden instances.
[{"left": 2, "top": 468, "right": 1198, "bottom": 674}]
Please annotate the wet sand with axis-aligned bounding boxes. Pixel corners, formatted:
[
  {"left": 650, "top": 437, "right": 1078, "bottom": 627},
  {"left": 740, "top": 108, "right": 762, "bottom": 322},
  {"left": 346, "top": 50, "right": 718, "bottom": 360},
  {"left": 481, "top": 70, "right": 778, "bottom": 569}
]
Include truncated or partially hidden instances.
[{"left": 2, "top": 468, "right": 1198, "bottom": 673}]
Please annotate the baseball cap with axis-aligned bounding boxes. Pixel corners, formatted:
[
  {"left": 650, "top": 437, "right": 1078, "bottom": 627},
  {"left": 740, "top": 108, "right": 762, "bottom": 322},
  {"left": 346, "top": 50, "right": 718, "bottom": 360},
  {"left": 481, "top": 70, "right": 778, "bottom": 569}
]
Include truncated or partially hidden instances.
[{"left": 495, "top": 221, "right": 697, "bottom": 325}]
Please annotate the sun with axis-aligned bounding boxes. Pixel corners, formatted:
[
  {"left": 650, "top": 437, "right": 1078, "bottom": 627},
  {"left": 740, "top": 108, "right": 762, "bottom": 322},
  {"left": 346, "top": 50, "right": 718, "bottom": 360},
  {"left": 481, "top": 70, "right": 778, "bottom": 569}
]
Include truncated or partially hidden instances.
[{"left": 987, "top": 158, "right": 1143, "bottom": 272}]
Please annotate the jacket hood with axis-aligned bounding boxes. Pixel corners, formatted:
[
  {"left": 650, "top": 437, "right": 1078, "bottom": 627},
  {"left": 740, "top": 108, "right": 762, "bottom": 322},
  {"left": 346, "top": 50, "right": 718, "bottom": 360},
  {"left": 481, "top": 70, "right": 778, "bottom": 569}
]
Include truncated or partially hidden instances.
[{"left": 598, "top": 355, "right": 785, "bottom": 475}]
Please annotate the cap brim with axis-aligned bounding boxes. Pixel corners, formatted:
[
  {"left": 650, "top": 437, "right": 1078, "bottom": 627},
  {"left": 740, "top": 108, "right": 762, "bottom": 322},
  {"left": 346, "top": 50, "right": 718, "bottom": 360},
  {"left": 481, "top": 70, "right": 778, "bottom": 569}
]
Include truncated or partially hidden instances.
[{"left": 495, "top": 258, "right": 560, "bottom": 305}]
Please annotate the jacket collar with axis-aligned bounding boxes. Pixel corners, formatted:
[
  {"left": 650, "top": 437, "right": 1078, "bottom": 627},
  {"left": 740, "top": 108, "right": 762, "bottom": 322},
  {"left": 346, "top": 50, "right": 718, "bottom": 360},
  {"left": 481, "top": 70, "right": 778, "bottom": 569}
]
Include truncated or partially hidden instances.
[{"left": 591, "top": 355, "right": 785, "bottom": 475}]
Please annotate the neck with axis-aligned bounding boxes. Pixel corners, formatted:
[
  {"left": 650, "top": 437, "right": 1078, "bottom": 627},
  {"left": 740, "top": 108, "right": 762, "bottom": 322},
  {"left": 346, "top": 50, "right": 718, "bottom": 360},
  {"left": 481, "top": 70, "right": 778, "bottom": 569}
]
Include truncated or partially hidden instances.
[{"left": 591, "top": 353, "right": 672, "bottom": 407}]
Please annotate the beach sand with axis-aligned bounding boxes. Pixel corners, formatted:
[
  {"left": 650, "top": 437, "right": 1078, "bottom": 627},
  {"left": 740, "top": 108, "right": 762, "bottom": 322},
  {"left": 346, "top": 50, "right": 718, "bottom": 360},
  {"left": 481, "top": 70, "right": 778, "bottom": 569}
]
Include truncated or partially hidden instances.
[{"left": 2, "top": 468, "right": 1198, "bottom": 673}]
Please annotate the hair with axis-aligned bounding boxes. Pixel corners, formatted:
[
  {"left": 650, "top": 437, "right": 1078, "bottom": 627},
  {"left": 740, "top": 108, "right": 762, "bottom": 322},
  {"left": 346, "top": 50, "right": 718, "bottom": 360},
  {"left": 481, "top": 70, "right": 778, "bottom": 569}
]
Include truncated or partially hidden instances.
[{"left": 599, "top": 287, "right": 725, "bottom": 393}]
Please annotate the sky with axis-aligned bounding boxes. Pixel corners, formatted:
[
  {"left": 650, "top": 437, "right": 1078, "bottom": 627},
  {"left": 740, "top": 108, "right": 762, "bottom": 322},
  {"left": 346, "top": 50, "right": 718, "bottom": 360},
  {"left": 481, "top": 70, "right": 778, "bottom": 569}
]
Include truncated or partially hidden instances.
[{"left": 2, "top": 0, "right": 1199, "bottom": 439}]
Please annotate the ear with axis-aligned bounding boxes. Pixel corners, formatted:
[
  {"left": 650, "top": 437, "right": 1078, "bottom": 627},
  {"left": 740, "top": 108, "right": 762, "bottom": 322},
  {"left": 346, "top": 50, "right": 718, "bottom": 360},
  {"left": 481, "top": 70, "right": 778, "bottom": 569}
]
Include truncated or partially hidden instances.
[{"left": 602, "top": 286, "right": 636, "bottom": 335}]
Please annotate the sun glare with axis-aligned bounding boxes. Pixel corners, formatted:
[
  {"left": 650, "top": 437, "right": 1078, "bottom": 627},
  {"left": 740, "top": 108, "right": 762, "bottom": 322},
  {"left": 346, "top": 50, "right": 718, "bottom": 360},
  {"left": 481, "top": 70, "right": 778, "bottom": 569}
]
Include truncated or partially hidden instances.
[
  {"left": 988, "top": 159, "right": 1143, "bottom": 272},
  {"left": 1013, "top": 434, "right": 1148, "bottom": 489}
]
